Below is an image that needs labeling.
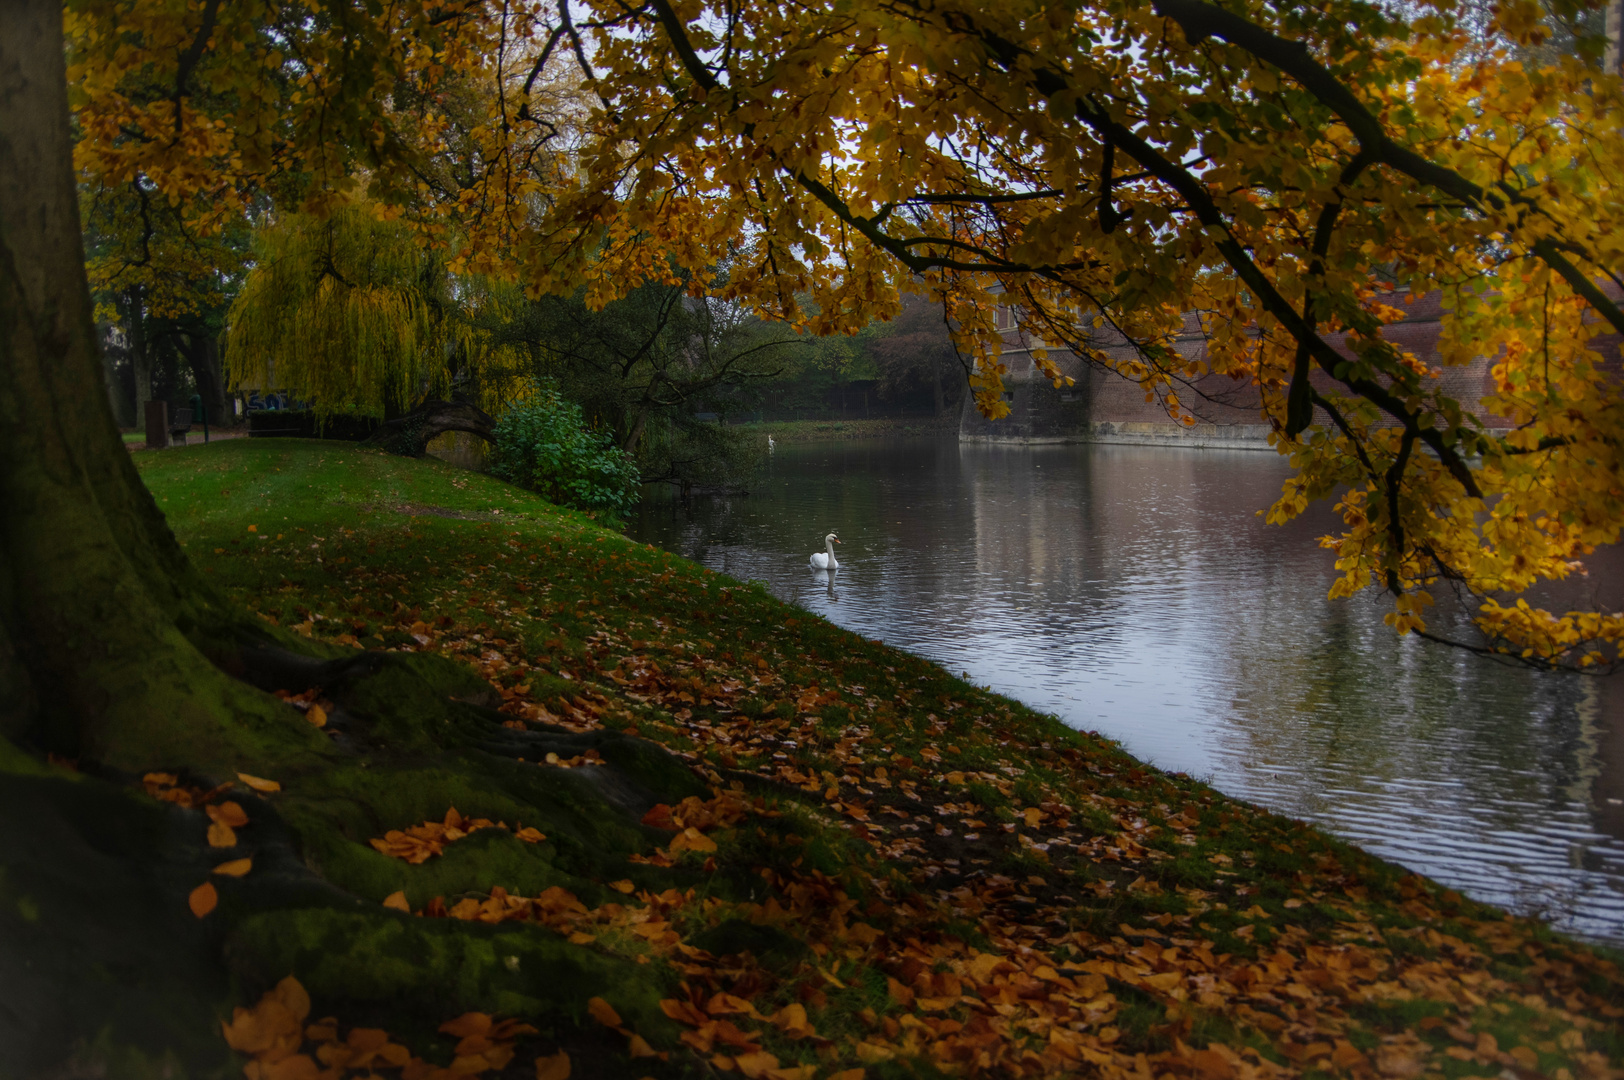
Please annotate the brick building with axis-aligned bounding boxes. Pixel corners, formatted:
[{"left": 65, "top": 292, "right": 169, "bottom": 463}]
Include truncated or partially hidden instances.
[{"left": 960, "top": 291, "right": 1620, "bottom": 447}]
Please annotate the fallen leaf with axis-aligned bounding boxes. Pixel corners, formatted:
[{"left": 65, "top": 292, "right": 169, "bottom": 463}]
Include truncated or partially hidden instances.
[
  {"left": 237, "top": 773, "right": 282, "bottom": 793},
  {"left": 669, "top": 827, "right": 717, "bottom": 855},
  {"left": 609, "top": 879, "right": 636, "bottom": 894},
  {"left": 771, "top": 1002, "right": 816, "bottom": 1039},
  {"left": 440, "top": 1013, "right": 492, "bottom": 1039},
  {"left": 209, "top": 801, "right": 249, "bottom": 827},
  {"left": 207, "top": 821, "right": 238, "bottom": 848},
  {"left": 587, "top": 997, "right": 622, "bottom": 1028},
  {"left": 214, "top": 857, "right": 253, "bottom": 877},
  {"left": 1191, "top": 1047, "right": 1236, "bottom": 1080},
  {"left": 627, "top": 1034, "right": 657, "bottom": 1058},
  {"left": 189, "top": 881, "right": 218, "bottom": 917},
  {"left": 734, "top": 1050, "right": 781, "bottom": 1078},
  {"left": 535, "top": 1051, "right": 571, "bottom": 1080},
  {"left": 855, "top": 1042, "right": 894, "bottom": 1064},
  {"left": 382, "top": 890, "right": 411, "bottom": 912},
  {"left": 1332, "top": 1041, "right": 1369, "bottom": 1071},
  {"left": 255, "top": 1053, "right": 319, "bottom": 1080},
  {"left": 307, "top": 704, "right": 327, "bottom": 728}
]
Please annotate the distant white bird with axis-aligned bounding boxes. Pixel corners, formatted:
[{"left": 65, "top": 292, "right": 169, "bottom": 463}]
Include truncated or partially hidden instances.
[
  {"left": 767, "top": 434, "right": 776, "bottom": 451},
  {"left": 810, "top": 532, "right": 841, "bottom": 569}
]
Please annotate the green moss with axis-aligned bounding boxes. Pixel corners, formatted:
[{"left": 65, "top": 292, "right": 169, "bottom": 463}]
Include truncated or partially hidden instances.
[
  {"left": 335, "top": 654, "right": 498, "bottom": 754},
  {"left": 227, "top": 907, "right": 678, "bottom": 1042},
  {"left": 0, "top": 733, "right": 71, "bottom": 778}
]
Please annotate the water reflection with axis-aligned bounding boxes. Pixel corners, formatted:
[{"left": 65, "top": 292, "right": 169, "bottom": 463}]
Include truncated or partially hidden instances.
[
  {"left": 630, "top": 436, "right": 1624, "bottom": 942},
  {"left": 813, "top": 568, "right": 840, "bottom": 602}
]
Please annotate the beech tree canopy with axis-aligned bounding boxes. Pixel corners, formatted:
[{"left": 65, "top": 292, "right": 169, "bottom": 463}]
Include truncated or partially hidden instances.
[{"left": 67, "top": 0, "right": 1624, "bottom": 666}]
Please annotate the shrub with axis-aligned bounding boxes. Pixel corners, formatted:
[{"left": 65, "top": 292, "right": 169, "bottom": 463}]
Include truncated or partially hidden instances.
[{"left": 490, "top": 381, "right": 640, "bottom": 517}]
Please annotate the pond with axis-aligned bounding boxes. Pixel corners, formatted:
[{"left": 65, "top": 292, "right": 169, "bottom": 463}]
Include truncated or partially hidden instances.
[{"left": 629, "top": 435, "right": 1624, "bottom": 944}]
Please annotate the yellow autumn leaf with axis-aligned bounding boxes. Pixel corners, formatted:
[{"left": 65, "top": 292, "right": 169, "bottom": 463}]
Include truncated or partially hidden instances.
[
  {"left": 586, "top": 997, "right": 621, "bottom": 1028},
  {"left": 188, "top": 881, "right": 218, "bottom": 917},
  {"left": 535, "top": 1051, "right": 571, "bottom": 1080}
]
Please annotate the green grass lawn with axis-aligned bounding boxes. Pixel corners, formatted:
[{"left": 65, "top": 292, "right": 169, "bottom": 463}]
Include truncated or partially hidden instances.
[
  {"left": 750, "top": 417, "right": 958, "bottom": 442},
  {"left": 129, "top": 438, "right": 1624, "bottom": 1080}
]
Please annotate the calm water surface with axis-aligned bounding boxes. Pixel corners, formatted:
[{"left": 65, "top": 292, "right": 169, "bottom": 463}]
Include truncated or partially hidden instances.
[{"left": 630, "top": 436, "right": 1624, "bottom": 943}]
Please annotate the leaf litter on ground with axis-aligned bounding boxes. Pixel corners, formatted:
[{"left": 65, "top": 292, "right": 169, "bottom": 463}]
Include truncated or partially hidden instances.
[{"left": 133, "top": 442, "right": 1624, "bottom": 1080}]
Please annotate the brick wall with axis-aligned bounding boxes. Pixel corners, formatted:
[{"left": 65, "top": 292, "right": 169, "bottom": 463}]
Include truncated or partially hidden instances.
[{"left": 961, "top": 290, "right": 1622, "bottom": 446}]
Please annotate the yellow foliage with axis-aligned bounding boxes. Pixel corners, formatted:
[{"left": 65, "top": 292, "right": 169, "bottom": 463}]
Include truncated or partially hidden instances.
[
  {"left": 70, "top": 0, "right": 1624, "bottom": 664},
  {"left": 225, "top": 205, "right": 525, "bottom": 417}
]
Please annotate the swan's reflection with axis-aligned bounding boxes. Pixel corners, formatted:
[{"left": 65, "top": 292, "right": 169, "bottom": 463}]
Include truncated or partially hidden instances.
[{"left": 812, "top": 567, "right": 840, "bottom": 602}]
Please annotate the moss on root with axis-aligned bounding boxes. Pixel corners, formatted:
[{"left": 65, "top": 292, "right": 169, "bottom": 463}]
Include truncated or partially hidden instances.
[
  {"left": 4, "top": 627, "right": 723, "bottom": 1077},
  {"left": 225, "top": 907, "right": 678, "bottom": 1043}
]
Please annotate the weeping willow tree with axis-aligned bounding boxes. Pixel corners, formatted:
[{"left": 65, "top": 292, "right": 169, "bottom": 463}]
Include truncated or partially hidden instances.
[{"left": 227, "top": 204, "right": 525, "bottom": 450}]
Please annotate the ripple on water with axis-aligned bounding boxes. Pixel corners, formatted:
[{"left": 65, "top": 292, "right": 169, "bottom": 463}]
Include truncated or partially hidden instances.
[{"left": 632, "top": 436, "right": 1624, "bottom": 943}]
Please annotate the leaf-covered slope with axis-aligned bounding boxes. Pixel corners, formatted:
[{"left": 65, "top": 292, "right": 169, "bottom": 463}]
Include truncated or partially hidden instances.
[{"left": 8, "top": 438, "right": 1617, "bottom": 1079}]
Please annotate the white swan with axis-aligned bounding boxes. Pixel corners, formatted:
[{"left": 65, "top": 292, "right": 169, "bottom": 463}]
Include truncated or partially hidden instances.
[{"left": 809, "top": 532, "right": 841, "bottom": 569}]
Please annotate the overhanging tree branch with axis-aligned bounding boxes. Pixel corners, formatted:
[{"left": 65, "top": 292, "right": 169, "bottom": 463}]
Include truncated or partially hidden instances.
[{"left": 1149, "top": 0, "right": 1624, "bottom": 338}]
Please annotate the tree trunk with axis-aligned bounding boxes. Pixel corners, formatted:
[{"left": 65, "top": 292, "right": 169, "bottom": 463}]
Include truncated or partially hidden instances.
[
  {"left": 622, "top": 409, "right": 648, "bottom": 455},
  {"left": 0, "top": 0, "right": 272, "bottom": 763},
  {"left": 123, "top": 287, "right": 154, "bottom": 432},
  {"left": 97, "top": 318, "right": 130, "bottom": 426},
  {"left": 182, "top": 331, "right": 229, "bottom": 430}
]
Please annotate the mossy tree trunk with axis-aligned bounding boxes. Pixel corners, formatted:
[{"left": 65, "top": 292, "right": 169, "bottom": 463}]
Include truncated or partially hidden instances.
[{"left": 0, "top": 0, "right": 265, "bottom": 763}]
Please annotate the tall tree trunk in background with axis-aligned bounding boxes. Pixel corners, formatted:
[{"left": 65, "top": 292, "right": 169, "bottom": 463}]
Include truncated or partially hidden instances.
[
  {"left": 622, "top": 409, "right": 648, "bottom": 455},
  {"left": 98, "top": 320, "right": 129, "bottom": 426},
  {"left": 120, "top": 287, "right": 154, "bottom": 429},
  {"left": 182, "top": 331, "right": 229, "bottom": 428},
  {"left": 0, "top": 0, "right": 265, "bottom": 761}
]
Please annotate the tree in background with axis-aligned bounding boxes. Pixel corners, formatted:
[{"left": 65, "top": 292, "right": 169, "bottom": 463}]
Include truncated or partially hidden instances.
[
  {"left": 81, "top": 168, "right": 250, "bottom": 428},
  {"left": 226, "top": 205, "right": 526, "bottom": 452},
  {"left": 868, "top": 293, "right": 967, "bottom": 419},
  {"left": 498, "top": 268, "right": 796, "bottom": 490}
]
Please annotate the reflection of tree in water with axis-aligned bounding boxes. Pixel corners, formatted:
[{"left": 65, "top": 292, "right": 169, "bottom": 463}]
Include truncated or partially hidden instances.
[{"left": 1212, "top": 586, "right": 1624, "bottom": 934}]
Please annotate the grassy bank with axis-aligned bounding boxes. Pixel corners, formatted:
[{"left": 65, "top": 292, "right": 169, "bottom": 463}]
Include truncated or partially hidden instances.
[
  {"left": 750, "top": 417, "right": 957, "bottom": 443},
  {"left": 118, "top": 438, "right": 1623, "bottom": 1078}
]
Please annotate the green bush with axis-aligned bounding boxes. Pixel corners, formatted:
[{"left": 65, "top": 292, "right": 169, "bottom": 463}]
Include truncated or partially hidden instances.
[{"left": 490, "top": 381, "right": 640, "bottom": 517}]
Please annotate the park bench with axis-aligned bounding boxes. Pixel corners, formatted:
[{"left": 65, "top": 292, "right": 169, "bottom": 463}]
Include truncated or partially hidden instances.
[{"left": 169, "top": 407, "right": 193, "bottom": 445}]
